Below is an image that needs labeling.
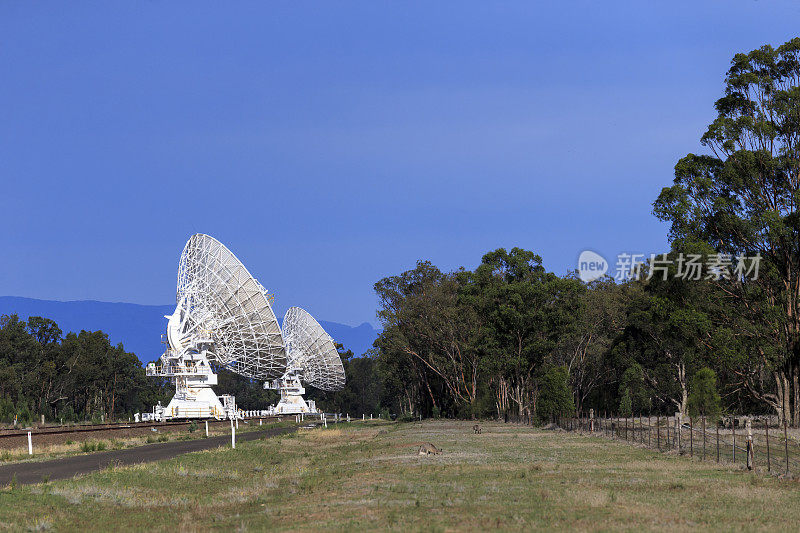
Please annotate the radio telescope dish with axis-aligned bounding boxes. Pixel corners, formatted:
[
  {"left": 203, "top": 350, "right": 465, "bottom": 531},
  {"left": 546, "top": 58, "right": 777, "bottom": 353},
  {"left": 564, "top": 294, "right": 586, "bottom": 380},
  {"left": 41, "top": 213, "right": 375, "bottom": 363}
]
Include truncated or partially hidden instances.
[
  {"left": 147, "top": 233, "right": 287, "bottom": 420},
  {"left": 264, "top": 307, "right": 345, "bottom": 414},
  {"left": 283, "top": 307, "right": 345, "bottom": 391},
  {"left": 174, "top": 234, "right": 286, "bottom": 379}
]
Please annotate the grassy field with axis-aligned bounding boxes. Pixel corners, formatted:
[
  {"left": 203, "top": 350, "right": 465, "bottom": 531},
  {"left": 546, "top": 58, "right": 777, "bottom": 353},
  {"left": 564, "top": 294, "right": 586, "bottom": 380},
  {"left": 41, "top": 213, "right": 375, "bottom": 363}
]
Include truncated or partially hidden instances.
[{"left": 1, "top": 420, "right": 800, "bottom": 531}]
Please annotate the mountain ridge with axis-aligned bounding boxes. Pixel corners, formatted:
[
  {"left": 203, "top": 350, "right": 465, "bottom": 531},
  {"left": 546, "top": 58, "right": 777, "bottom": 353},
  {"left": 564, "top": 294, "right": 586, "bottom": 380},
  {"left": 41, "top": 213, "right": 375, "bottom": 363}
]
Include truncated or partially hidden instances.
[{"left": 0, "top": 296, "right": 379, "bottom": 362}]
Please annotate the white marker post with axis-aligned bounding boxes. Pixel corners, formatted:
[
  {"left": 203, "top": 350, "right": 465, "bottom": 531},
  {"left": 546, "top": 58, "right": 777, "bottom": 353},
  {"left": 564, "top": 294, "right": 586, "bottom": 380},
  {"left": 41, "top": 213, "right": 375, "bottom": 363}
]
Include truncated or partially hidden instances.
[
  {"left": 231, "top": 419, "right": 236, "bottom": 449},
  {"left": 27, "top": 431, "right": 32, "bottom": 455},
  {"left": 259, "top": 418, "right": 262, "bottom": 426},
  {"left": 205, "top": 420, "right": 209, "bottom": 437}
]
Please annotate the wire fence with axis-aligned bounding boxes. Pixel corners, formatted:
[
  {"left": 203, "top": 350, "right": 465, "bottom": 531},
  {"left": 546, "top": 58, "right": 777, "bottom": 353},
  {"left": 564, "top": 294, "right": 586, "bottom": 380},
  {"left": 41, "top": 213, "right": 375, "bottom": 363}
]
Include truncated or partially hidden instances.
[{"left": 555, "top": 413, "right": 800, "bottom": 474}]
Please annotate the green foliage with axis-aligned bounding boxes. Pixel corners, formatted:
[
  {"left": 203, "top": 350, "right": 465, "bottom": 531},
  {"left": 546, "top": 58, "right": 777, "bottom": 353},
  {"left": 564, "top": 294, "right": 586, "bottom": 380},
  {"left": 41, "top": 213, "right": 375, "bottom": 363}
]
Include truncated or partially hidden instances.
[
  {"left": 619, "top": 364, "right": 650, "bottom": 414},
  {"left": 536, "top": 366, "right": 574, "bottom": 423},
  {"left": 653, "top": 38, "right": 800, "bottom": 420},
  {"left": 188, "top": 420, "right": 198, "bottom": 433},
  {"left": 618, "top": 389, "right": 632, "bottom": 417},
  {"left": 688, "top": 368, "right": 722, "bottom": 418},
  {"left": 0, "top": 314, "right": 171, "bottom": 423}
]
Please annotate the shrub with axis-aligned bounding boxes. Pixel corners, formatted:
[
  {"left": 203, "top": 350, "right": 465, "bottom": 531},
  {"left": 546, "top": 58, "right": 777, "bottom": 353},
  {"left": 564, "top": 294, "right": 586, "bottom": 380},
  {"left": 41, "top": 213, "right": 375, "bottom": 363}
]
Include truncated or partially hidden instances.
[
  {"left": 536, "top": 365, "right": 575, "bottom": 423},
  {"left": 619, "top": 389, "right": 632, "bottom": 417},
  {"left": 688, "top": 367, "right": 722, "bottom": 419},
  {"left": 188, "top": 420, "right": 198, "bottom": 433}
]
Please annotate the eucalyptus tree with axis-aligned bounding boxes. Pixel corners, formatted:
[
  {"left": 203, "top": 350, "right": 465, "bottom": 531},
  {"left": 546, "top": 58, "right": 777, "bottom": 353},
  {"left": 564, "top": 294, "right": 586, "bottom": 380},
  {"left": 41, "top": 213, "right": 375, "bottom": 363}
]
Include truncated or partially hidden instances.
[
  {"left": 374, "top": 261, "right": 482, "bottom": 416},
  {"left": 654, "top": 38, "right": 800, "bottom": 424},
  {"left": 466, "top": 248, "right": 582, "bottom": 419}
]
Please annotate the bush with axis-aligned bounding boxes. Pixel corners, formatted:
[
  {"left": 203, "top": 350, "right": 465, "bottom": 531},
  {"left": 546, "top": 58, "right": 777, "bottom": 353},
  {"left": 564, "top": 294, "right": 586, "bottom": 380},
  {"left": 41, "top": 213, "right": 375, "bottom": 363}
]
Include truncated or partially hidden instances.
[
  {"left": 188, "top": 420, "right": 198, "bottom": 433},
  {"left": 536, "top": 365, "right": 575, "bottom": 423},
  {"left": 80, "top": 441, "right": 97, "bottom": 452},
  {"left": 619, "top": 389, "right": 632, "bottom": 417},
  {"left": 688, "top": 367, "right": 722, "bottom": 418}
]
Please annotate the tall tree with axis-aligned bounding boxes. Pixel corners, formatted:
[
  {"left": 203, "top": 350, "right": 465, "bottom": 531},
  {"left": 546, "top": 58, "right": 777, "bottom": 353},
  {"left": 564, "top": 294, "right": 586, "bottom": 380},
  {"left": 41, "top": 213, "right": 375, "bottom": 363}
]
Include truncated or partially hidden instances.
[
  {"left": 467, "top": 248, "right": 582, "bottom": 418},
  {"left": 654, "top": 38, "right": 800, "bottom": 424}
]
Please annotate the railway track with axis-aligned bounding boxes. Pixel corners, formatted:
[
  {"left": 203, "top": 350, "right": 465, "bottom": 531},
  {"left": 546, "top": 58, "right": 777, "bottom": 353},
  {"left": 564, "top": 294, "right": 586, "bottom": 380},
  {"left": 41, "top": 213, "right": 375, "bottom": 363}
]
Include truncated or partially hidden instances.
[{"left": 0, "top": 416, "right": 285, "bottom": 440}]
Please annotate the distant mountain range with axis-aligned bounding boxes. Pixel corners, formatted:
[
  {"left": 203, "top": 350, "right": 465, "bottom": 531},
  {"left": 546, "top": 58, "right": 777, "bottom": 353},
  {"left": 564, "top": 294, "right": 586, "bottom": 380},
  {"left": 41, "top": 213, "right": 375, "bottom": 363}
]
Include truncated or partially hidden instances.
[{"left": 0, "top": 296, "right": 379, "bottom": 362}]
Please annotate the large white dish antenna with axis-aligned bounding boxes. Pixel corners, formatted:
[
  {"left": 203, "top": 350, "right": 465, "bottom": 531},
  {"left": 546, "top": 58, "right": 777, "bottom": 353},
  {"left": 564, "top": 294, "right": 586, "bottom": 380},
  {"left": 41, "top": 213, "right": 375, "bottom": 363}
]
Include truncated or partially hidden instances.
[
  {"left": 282, "top": 307, "right": 346, "bottom": 391},
  {"left": 173, "top": 233, "right": 287, "bottom": 380}
]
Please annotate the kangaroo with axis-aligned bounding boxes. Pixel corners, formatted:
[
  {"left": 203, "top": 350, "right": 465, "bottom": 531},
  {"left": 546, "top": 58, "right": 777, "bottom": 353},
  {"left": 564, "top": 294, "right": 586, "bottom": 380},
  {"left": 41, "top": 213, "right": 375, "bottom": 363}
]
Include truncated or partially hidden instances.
[
  {"left": 472, "top": 424, "right": 482, "bottom": 434},
  {"left": 418, "top": 443, "right": 442, "bottom": 455}
]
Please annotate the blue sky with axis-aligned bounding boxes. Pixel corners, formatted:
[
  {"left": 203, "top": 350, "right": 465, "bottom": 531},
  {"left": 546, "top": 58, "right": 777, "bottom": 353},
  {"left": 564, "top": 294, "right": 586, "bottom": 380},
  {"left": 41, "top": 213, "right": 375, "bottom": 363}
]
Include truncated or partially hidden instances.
[{"left": 1, "top": 2, "right": 799, "bottom": 327}]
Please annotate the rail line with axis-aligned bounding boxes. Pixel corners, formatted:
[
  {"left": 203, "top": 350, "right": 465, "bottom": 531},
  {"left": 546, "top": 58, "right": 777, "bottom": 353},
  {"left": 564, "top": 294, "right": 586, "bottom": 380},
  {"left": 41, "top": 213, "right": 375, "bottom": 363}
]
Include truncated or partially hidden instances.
[{"left": 0, "top": 416, "right": 285, "bottom": 440}]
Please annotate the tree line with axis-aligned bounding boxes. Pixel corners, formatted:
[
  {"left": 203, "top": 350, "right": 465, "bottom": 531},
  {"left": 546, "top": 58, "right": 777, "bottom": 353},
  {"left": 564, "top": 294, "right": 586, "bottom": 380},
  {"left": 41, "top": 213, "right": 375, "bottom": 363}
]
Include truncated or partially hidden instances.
[
  {"left": 327, "top": 38, "right": 800, "bottom": 426},
  {"left": 2, "top": 39, "right": 800, "bottom": 427}
]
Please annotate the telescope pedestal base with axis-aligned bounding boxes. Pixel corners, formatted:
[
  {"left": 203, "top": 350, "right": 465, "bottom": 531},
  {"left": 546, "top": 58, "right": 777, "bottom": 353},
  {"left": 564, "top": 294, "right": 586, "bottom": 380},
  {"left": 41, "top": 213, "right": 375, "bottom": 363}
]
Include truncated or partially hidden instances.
[{"left": 163, "top": 386, "right": 226, "bottom": 420}]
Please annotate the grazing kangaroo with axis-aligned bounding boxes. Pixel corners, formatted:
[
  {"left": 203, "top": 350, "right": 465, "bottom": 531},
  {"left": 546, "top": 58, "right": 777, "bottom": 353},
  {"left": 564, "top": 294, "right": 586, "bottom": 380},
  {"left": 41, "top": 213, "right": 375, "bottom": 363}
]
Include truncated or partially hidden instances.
[
  {"left": 418, "top": 443, "right": 442, "bottom": 455},
  {"left": 473, "top": 424, "right": 482, "bottom": 434}
]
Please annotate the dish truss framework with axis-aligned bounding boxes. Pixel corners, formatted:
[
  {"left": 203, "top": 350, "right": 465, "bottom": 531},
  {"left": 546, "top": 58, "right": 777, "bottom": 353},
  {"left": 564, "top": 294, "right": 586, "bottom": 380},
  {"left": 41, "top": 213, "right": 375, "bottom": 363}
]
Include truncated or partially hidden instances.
[
  {"left": 265, "top": 307, "right": 346, "bottom": 415},
  {"left": 147, "top": 233, "right": 287, "bottom": 420}
]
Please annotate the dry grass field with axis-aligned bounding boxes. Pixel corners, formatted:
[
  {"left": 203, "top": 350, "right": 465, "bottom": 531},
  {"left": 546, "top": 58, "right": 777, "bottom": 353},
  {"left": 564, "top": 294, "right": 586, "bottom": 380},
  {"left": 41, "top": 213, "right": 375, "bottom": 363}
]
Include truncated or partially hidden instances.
[{"left": 1, "top": 419, "right": 800, "bottom": 531}]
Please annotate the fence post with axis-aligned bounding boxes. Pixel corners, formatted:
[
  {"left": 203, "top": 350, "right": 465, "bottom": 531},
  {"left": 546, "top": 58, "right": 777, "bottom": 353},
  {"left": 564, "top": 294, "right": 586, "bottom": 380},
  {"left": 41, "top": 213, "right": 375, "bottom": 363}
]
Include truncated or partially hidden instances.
[
  {"left": 231, "top": 418, "right": 236, "bottom": 449},
  {"left": 732, "top": 417, "right": 736, "bottom": 463},
  {"left": 784, "top": 417, "right": 790, "bottom": 475},
  {"left": 641, "top": 416, "right": 645, "bottom": 445},
  {"left": 675, "top": 412, "right": 682, "bottom": 453},
  {"left": 666, "top": 418, "right": 670, "bottom": 450},
  {"left": 657, "top": 415, "right": 661, "bottom": 450},
  {"left": 625, "top": 417, "right": 628, "bottom": 441},
  {"left": 690, "top": 416, "right": 693, "bottom": 457},
  {"left": 766, "top": 419, "right": 771, "bottom": 472},
  {"left": 716, "top": 424, "right": 720, "bottom": 463},
  {"left": 27, "top": 431, "right": 32, "bottom": 455},
  {"left": 648, "top": 415, "right": 652, "bottom": 447},
  {"left": 746, "top": 417, "right": 754, "bottom": 470},
  {"left": 590, "top": 409, "right": 594, "bottom": 433},
  {"left": 702, "top": 416, "right": 706, "bottom": 461},
  {"left": 205, "top": 420, "right": 208, "bottom": 437}
]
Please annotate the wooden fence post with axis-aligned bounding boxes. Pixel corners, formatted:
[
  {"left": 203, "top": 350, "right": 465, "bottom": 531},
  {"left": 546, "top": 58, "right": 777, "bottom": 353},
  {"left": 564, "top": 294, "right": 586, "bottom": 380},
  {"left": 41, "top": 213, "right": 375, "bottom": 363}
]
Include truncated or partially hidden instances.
[
  {"left": 666, "top": 419, "right": 670, "bottom": 450},
  {"left": 657, "top": 415, "right": 661, "bottom": 450},
  {"left": 746, "top": 417, "right": 754, "bottom": 470},
  {"left": 784, "top": 417, "right": 790, "bottom": 475},
  {"left": 765, "top": 419, "right": 771, "bottom": 472},
  {"left": 648, "top": 415, "right": 651, "bottom": 447},
  {"left": 690, "top": 416, "right": 693, "bottom": 457},
  {"left": 732, "top": 417, "right": 736, "bottom": 464},
  {"left": 716, "top": 424, "right": 720, "bottom": 463},
  {"left": 702, "top": 416, "right": 706, "bottom": 461}
]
